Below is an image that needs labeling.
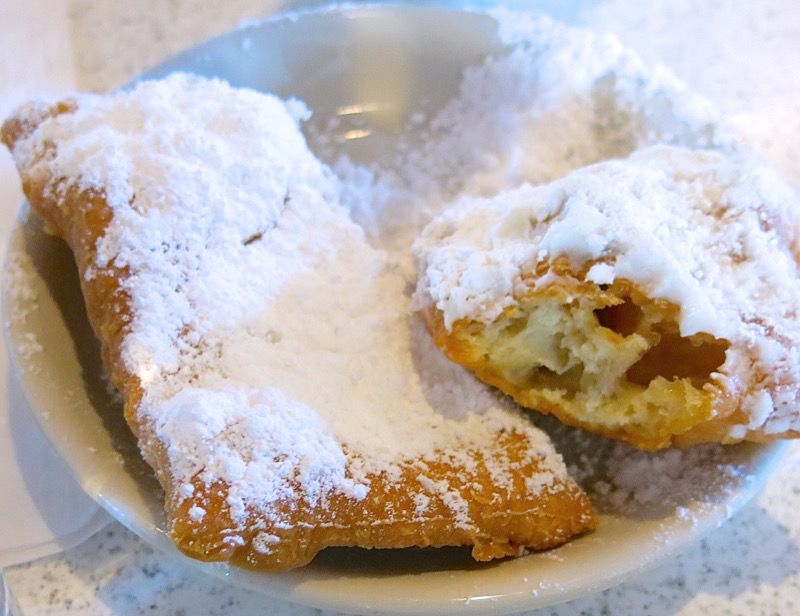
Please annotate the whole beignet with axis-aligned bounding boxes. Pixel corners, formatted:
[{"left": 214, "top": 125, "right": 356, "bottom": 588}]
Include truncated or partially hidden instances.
[
  {"left": 2, "top": 74, "right": 595, "bottom": 571},
  {"left": 414, "top": 145, "right": 800, "bottom": 450}
]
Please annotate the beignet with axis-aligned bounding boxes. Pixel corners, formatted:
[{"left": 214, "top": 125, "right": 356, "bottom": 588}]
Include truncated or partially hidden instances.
[
  {"left": 414, "top": 145, "right": 800, "bottom": 450},
  {"left": 2, "top": 74, "right": 595, "bottom": 570}
]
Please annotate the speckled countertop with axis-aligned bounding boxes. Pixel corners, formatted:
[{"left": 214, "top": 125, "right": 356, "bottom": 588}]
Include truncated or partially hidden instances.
[{"left": 4, "top": 1, "right": 800, "bottom": 615}]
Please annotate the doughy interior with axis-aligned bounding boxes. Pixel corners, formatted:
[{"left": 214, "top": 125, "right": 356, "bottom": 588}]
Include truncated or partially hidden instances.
[{"left": 451, "top": 288, "right": 730, "bottom": 449}]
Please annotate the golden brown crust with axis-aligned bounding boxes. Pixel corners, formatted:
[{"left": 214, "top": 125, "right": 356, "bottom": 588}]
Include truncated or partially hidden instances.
[
  {"left": 170, "top": 431, "right": 596, "bottom": 569},
  {"left": 2, "top": 103, "right": 596, "bottom": 571},
  {"left": 423, "top": 258, "right": 800, "bottom": 450}
]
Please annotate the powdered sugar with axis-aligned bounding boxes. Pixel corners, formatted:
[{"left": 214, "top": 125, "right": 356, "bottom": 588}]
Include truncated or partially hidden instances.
[
  {"left": 3, "top": 225, "right": 44, "bottom": 363},
  {"left": 4, "top": 231, "right": 38, "bottom": 323},
  {"left": 252, "top": 532, "right": 280, "bottom": 555},
  {"left": 538, "top": 407, "right": 757, "bottom": 524},
  {"left": 154, "top": 387, "right": 368, "bottom": 523},
  {"left": 412, "top": 144, "right": 800, "bottom": 339}
]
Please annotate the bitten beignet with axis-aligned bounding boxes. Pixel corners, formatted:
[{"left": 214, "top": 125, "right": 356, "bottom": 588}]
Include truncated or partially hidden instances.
[
  {"left": 414, "top": 145, "right": 800, "bottom": 450},
  {"left": 2, "top": 74, "right": 595, "bottom": 570}
]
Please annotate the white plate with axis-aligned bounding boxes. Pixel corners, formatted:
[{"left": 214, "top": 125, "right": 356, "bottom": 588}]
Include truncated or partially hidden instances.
[{"left": 2, "top": 5, "right": 790, "bottom": 615}]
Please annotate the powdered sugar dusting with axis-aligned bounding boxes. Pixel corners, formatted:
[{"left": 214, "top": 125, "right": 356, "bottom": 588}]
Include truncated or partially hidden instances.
[
  {"left": 155, "top": 387, "right": 368, "bottom": 523},
  {"left": 252, "top": 532, "right": 280, "bottom": 555},
  {"left": 537, "top": 409, "right": 758, "bottom": 529},
  {"left": 4, "top": 234, "right": 44, "bottom": 363}
]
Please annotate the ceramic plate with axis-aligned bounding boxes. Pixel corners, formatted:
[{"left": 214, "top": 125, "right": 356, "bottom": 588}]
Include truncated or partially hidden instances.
[{"left": 2, "top": 5, "right": 790, "bottom": 615}]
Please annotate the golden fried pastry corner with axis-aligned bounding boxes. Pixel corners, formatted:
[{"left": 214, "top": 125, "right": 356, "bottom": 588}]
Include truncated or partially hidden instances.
[{"left": 168, "top": 430, "right": 596, "bottom": 570}]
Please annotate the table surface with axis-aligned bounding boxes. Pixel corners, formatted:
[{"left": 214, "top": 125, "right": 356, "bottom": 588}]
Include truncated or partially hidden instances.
[{"left": 4, "top": 1, "right": 800, "bottom": 614}]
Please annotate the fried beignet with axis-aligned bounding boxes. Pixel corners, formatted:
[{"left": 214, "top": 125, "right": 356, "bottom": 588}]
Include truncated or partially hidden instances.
[
  {"left": 2, "top": 74, "right": 595, "bottom": 570},
  {"left": 414, "top": 145, "right": 800, "bottom": 450}
]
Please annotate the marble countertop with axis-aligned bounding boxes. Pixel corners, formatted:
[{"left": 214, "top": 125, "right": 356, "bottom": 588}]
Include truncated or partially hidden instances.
[{"left": 4, "top": 1, "right": 800, "bottom": 614}]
